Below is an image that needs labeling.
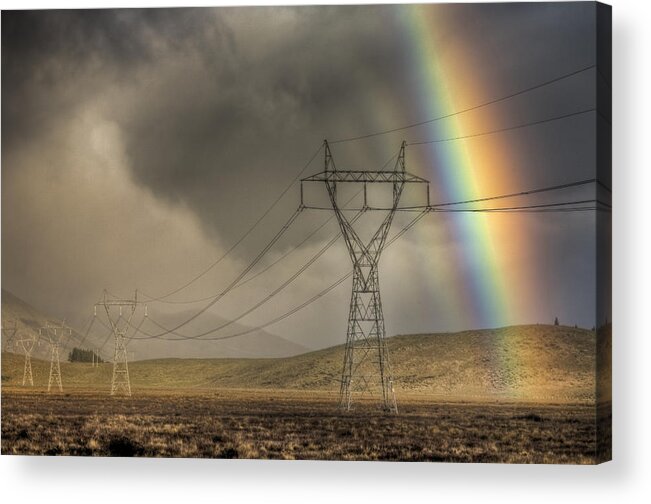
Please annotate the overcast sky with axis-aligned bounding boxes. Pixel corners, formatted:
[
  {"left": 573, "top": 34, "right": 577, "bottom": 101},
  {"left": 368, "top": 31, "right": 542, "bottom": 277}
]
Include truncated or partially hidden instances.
[{"left": 1, "top": 4, "right": 608, "bottom": 357}]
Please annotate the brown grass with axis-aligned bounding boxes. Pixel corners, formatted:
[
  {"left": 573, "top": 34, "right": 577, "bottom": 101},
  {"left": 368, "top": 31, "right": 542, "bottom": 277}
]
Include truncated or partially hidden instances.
[
  {"left": 1, "top": 324, "right": 600, "bottom": 403},
  {"left": 0, "top": 388, "right": 608, "bottom": 463}
]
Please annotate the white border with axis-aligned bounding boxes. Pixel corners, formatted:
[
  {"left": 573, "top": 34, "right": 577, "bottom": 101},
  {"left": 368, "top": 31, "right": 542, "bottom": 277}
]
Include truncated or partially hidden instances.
[{"left": 1, "top": 1, "right": 649, "bottom": 502}]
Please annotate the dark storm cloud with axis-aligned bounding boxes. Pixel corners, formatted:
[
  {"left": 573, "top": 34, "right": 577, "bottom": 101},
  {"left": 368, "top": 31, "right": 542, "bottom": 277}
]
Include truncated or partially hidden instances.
[
  {"left": 4, "top": 6, "right": 416, "bottom": 247},
  {"left": 1, "top": 4, "right": 604, "bottom": 354},
  {"left": 2, "top": 8, "right": 234, "bottom": 149},
  {"left": 110, "top": 6, "right": 412, "bottom": 245},
  {"left": 2, "top": 4, "right": 596, "bottom": 245}
]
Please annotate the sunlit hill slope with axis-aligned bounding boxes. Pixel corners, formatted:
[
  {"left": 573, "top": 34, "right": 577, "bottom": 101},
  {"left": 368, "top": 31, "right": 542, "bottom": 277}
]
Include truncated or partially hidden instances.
[{"left": 2, "top": 324, "right": 609, "bottom": 404}]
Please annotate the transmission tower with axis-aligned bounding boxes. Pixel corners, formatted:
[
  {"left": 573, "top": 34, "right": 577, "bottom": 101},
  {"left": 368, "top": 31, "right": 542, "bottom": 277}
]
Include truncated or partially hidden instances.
[
  {"left": 2, "top": 319, "right": 18, "bottom": 352},
  {"left": 41, "top": 321, "right": 70, "bottom": 393},
  {"left": 301, "top": 140, "right": 430, "bottom": 413},
  {"left": 15, "top": 333, "right": 38, "bottom": 386},
  {"left": 95, "top": 291, "right": 145, "bottom": 396}
]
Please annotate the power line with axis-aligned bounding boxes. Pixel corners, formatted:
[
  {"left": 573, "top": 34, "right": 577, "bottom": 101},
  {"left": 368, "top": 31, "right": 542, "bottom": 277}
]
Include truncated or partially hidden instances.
[
  {"left": 95, "top": 306, "right": 147, "bottom": 363},
  {"left": 94, "top": 292, "right": 142, "bottom": 396},
  {"left": 174, "top": 198, "right": 602, "bottom": 343},
  {"left": 132, "top": 206, "right": 304, "bottom": 339},
  {"left": 61, "top": 312, "right": 95, "bottom": 350},
  {"left": 212, "top": 209, "right": 429, "bottom": 341},
  {"left": 132, "top": 211, "right": 364, "bottom": 340},
  {"left": 140, "top": 144, "right": 323, "bottom": 303},
  {"left": 127, "top": 149, "right": 398, "bottom": 338},
  {"left": 124, "top": 176, "right": 605, "bottom": 343},
  {"left": 128, "top": 148, "right": 406, "bottom": 340},
  {"left": 146, "top": 189, "right": 365, "bottom": 306},
  {"left": 123, "top": 197, "right": 600, "bottom": 346},
  {"left": 389, "top": 205, "right": 602, "bottom": 213},
  {"left": 354, "top": 199, "right": 606, "bottom": 213},
  {"left": 71, "top": 314, "right": 122, "bottom": 362},
  {"left": 407, "top": 108, "right": 595, "bottom": 146},
  {"left": 129, "top": 209, "right": 429, "bottom": 342},
  {"left": 331, "top": 64, "right": 596, "bottom": 144},
  {"left": 76, "top": 315, "right": 97, "bottom": 349},
  {"left": 96, "top": 321, "right": 117, "bottom": 360},
  {"left": 59, "top": 292, "right": 116, "bottom": 353},
  {"left": 142, "top": 214, "right": 335, "bottom": 305},
  {"left": 429, "top": 178, "right": 598, "bottom": 208},
  {"left": 302, "top": 178, "right": 601, "bottom": 212},
  {"left": 431, "top": 199, "right": 598, "bottom": 213},
  {"left": 141, "top": 149, "right": 399, "bottom": 307}
]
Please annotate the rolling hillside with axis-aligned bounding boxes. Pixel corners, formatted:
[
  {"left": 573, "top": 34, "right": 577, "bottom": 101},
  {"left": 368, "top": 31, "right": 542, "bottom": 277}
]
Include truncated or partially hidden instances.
[
  {"left": 1, "top": 289, "right": 82, "bottom": 360},
  {"left": 2, "top": 324, "right": 608, "bottom": 403},
  {"left": 1, "top": 288, "right": 309, "bottom": 359}
]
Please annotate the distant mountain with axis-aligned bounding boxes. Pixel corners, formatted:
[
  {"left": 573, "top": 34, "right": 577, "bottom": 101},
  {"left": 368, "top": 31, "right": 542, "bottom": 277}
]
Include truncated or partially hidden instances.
[
  {"left": 2, "top": 324, "right": 608, "bottom": 403},
  {"left": 1, "top": 288, "right": 309, "bottom": 360},
  {"left": 1, "top": 289, "right": 81, "bottom": 360},
  {"left": 128, "top": 308, "right": 310, "bottom": 359}
]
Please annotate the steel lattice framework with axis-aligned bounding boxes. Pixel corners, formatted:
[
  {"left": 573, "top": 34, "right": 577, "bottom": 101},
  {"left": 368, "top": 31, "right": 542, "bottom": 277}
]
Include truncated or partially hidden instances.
[
  {"left": 41, "top": 321, "right": 70, "bottom": 393},
  {"left": 301, "top": 140, "right": 430, "bottom": 413},
  {"left": 95, "top": 291, "right": 144, "bottom": 396},
  {"left": 15, "top": 333, "right": 37, "bottom": 387},
  {"left": 2, "top": 319, "right": 18, "bottom": 352}
]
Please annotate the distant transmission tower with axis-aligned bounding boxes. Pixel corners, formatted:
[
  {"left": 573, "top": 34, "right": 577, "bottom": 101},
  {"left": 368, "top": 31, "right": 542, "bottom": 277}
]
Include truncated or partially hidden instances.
[
  {"left": 2, "top": 319, "right": 18, "bottom": 352},
  {"left": 41, "top": 321, "right": 70, "bottom": 392},
  {"left": 301, "top": 140, "right": 430, "bottom": 413},
  {"left": 95, "top": 291, "right": 145, "bottom": 396},
  {"left": 15, "top": 333, "right": 38, "bottom": 386}
]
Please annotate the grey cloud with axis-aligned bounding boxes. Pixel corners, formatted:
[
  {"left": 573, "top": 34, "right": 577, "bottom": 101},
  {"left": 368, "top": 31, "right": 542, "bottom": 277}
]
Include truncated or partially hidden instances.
[{"left": 2, "top": 4, "right": 604, "bottom": 356}]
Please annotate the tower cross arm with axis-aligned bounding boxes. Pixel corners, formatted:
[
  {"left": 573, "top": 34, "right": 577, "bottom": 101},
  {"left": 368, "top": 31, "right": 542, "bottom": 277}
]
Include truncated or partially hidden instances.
[
  {"left": 95, "top": 299, "right": 138, "bottom": 307},
  {"left": 301, "top": 170, "right": 429, "bottom": 184}
]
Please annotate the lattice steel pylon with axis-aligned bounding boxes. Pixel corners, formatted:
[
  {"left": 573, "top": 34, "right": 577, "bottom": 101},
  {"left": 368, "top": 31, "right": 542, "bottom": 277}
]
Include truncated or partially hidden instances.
[
  {"left": 2, "top": 319, "right": 18, "bottom": 352},
  {"left": 95, "top": 290, "right": 144, "bottom": 396},
  {"left": 301, "top": 140, "right": 430, "bottom": 413},
  {"left": 41, "top": 321, "right": 70, "bottom": 393},
  {"left": 15, "top": 333, "right": 37, "bottom": 386}
]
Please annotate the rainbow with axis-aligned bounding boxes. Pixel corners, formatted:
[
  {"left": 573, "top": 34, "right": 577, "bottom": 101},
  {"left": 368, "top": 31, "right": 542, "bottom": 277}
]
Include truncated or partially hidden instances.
[
  {"left": 394, "top": 5, "right": 553, "bottom": 397},
  {"left": 330, "top": 5, "right": 547, "bottom": 344},
  {"left": 397, "top": 4, "right": 520, "bottom": 331},
  {"left": 328, "top": 4, "right": 583, "bottom": 398}
]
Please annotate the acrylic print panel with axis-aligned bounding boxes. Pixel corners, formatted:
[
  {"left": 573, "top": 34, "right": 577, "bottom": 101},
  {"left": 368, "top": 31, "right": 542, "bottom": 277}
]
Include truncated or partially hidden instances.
[{"left": 1, "top": 2, "right": 611, "bottom": 463}]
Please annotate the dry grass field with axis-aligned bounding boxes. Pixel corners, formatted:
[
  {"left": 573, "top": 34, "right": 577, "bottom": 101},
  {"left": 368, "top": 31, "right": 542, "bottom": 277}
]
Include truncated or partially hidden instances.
[
  {"left": 0, "top": 323, "right": 611, "bottom": 463},
  {"left": 1, "top": 387, "right": 609, "bottom": 463},
  {"left": 1, "top": 324, "right": 605, "bottom": 402}
]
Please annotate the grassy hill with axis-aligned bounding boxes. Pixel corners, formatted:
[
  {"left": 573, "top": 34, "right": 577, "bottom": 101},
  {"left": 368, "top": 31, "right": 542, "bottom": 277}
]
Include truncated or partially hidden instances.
[
  {"left": 2, "top": 288, "right": 309, "bottom": 359},
  {"left": 2, "top": 324, "right": 607, "bottom": 403},
  {"left": 1, "top": 289, "right": 83, "bottom": 360}
]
